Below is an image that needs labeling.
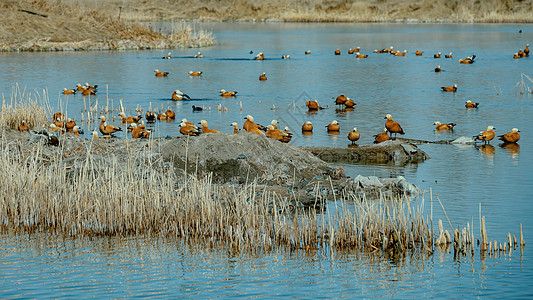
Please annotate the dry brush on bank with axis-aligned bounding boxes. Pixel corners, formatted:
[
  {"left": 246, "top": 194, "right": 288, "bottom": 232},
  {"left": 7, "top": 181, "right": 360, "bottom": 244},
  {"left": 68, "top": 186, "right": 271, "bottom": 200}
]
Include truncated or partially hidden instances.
[
  {"left": 79, "top": 0, "right": 533, "bottom": 23},
  {"left": 0, "top": 0, "right": 216, "bottom": 51}
]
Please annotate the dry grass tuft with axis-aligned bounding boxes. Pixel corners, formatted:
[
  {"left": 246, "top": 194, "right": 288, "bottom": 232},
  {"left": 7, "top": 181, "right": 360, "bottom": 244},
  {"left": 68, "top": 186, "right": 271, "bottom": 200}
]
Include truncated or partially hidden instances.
[{"left": 0, "top": 85, "right": 51, "bottom": 130}]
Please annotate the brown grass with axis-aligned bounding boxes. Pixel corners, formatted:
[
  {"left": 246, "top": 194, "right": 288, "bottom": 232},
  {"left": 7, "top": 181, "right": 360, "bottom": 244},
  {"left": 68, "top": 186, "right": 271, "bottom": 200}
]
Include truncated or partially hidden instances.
[
  {"left": 0, "top": 0, "right": 216, "bottom": 51},
  {"left": 77, "top": 0, "right": 533, "bottom": 23},
  {"left": 0, "top": 85, "right": 51, "bottom": 130}
]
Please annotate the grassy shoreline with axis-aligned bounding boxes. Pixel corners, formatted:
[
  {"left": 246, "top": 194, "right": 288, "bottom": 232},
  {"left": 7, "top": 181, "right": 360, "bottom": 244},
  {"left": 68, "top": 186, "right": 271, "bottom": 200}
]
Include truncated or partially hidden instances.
[
  {"left": 0, "top": 0, "right": 216, "bottom": 52},
  {"left": 79, "top": 0, "right": 533, "bottom": 23}
]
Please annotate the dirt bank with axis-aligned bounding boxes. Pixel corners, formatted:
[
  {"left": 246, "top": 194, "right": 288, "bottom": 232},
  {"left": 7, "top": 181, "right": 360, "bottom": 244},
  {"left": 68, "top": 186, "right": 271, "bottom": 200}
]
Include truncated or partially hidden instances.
[
  {"left": 0, "top": 0, "right": 215, "bottom": 51},
  {"left": 81, "top": 0, "right": 533, "bottom": 23}
]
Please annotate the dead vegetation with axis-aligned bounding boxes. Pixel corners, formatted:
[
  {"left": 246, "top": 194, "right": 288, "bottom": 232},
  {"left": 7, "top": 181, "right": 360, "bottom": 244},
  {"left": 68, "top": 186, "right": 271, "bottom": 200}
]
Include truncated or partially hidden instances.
[
  {"left": 0, "top": 0, "right": 216, "bottom": 51},
  {"left": 78, "top": 0, "right": 533, "bottom": 23},
  {"left": 0, "top": 94, "right": 524, "bottom": 258}
]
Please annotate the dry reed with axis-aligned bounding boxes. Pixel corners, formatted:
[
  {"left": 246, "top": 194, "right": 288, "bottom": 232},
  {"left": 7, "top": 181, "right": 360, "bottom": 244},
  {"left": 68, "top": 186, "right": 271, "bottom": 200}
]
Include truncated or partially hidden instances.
[
  {"left": 0, "top": 96, "right": 524, "bottom": 257},
  {"left": 0, "top": 85, "right": 51, "bottom": 130}
]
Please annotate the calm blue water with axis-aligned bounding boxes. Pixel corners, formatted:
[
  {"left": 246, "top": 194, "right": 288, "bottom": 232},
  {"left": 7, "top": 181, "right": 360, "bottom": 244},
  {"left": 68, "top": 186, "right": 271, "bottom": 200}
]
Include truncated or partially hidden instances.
[{"left": 1, "top": 23, "right": 532, "bottom": 298}]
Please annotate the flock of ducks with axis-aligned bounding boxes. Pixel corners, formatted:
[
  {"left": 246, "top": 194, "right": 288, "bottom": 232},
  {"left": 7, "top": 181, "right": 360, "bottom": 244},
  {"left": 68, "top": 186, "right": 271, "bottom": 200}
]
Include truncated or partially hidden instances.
[{"left": 18, "top": 42, "right": 527, "bottom": 150}]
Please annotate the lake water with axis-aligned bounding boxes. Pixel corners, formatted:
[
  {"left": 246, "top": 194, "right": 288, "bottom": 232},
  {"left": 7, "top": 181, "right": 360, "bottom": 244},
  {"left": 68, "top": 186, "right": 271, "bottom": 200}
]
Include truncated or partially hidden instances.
[{"left": 1, "top": 23, "right": 533, "bottom": 298}]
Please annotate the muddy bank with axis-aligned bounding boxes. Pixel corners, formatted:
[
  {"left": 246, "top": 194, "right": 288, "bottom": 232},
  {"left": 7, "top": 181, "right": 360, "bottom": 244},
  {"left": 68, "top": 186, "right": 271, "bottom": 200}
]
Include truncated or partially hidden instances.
[
  {"left": 1, "top": 130, "right": 425, "bottom": 205},
  {"left": 0, "top": 0, "right": 215, "bottom": 52}
]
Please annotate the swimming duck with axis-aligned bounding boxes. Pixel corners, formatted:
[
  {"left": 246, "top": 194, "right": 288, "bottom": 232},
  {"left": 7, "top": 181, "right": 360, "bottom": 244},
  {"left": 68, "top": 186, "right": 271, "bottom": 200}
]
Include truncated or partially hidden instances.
[
  {"left": 172, "top": 89, "right": 191, "bottom": 100},
  {"left": 441, "top": 84, "right": 458, "bottom": 92},
  {"left": 498, "top": 128, "right": 520, "bottom": 143}
]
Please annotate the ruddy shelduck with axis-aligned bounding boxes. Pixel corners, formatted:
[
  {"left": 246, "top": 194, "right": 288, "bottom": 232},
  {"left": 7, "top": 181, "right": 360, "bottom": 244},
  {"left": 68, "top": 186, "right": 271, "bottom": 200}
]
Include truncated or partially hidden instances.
[
  {"left": 99, "top": 115, "right": 122, "bottom": 135},
  {"left": 199, "top": 120, "right": 219, "bottom": 134},
  {"left": 326, "top": 120, "right": 340, "bottom": 131},
  {"left": 49, "top": 124, "right": 65, "bottom": 133},
  {"left": 459, "top": 55, "right": 476, "bottom": 64},
  {"left": 475, "top": 126, "right": 496, "bottom": 144},
  {"left": 415, "top": 50, "right": 423, "bottom": 56},
  {"left": 155, "top": 69, "right": 169, "bottom": 77},
  {"left": 63, "top": 88, "right": 76, "bottom": 95},
  {"left": 165, "top": 109, "right": 175, "bottom": 119},
  {"left": 157, "top": 112, "right": 167, "bottom": 120},
  {"left": 179, "top": 121, "right": 201, "bottom": 136},
  {"left": 348, "top": 127, "right": 360, "bottom": 144},
  {"left": 374, "top": 128, "right": 390, "bottom": 144},
  {"left": 119, "top": 112, "right": 141, "bottom": 124},
  {"left": 181, "top": 119, "right": 197, "bottom": 129},
  {"left": 335, "top": 94, "right": 348, "bottom": 106},
  {"left": 434, "top": 121, "right": 456, "bottom": 131},
  {"left": 220, "top": 89, "right": 237, "bottom": 97},
  {"left": 254, "top": 52, "right": 264, "bottom": 60},
  {"left": 265, "top": 125, "right": 288, "bottom": 141},
  {"left": 84, "top": 83, "right": 97, "bottom": 90},
  {"left": 434, "top": 52, "right": 441, "bottom": 58},
  {"left": 525, "top": 44, "right": 530, "bottom": 56},
  {"left": 163, "top": 52, "right": 171, "bottom": 59},
  {"left": 498, "top": 128, "right": 520, "bottom": 143},
  {"left": 395, "top": 50, "right": 407, "bottom": 56},
  {"left": 334, "top": 49, "right": 341, "bottom": 55},
  {"left": 194, "top": 52, "right": 203, "bottom": 58},
  {"left": 172, "top": 89, "right": 191, "bottom": 100},
  {"left": 344, "top": 98, "right": 356, "bottom": 108},
  {"left": 72, "top": 125, "right": 81, "bottom": 136},
  {"left": 441, "top": 84, "right": 458, "bottom": 92},
  {"left": 281, "top": 55, "right": 290, "bottom": 59},
  {"left": 231, "top": 122, "right": 240, "bottom": 134},
  {"left": 259, "top": 72, "right": 267, "bottom": 81},
  {"left": 302, "top": 121, "right": 313, "bottom": 132},
  {"left": 435, "top": 65, "right": 441, "bottom": 72},
  {"left": 305, "top": 50, "right": 311, "bottom": 55},
  {"left": 306, "top": 99, "right": 323, "bottom": 111},
  {"left": 465, "top": 100, "right": 479, "bottom": 108},
  {"left": 270, "top": 119, "right": 278, "bottom": 130},
  {"left": 82, "top": 89, "right": 96, "bottom": 96},
  {"left": 445, "top": 52, "right": 452, "bottom": 58},
  {"left": 189, "top": 71, "right": 202, "bottom": 76},
  {"left": 18, "top": 120, "right": 29, "bottom": 132},
  {"left": 243, "top": 115, "right": 264, "bottom": 132},
  {"left": 385, "top": 114, "right": 405, "bottom": 138},
  {"left": 280, "top": 127, "right": 292, "bottom": 143},
  {"left": 355, "top": 52, "right": 368, "bottom": 58},
  {"left": 54, "top": 117, "right": 64, "bottom": 128},
  {"left": 65, "top": 118, "right": 76, "bottom": 132}
]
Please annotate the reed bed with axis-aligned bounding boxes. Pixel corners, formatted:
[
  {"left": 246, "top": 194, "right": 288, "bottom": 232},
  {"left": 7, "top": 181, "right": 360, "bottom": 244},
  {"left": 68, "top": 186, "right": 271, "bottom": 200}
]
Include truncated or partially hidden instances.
[
  {"left": 0, "top": 85, "right": 51, "bottom": 130},
  {"left": 0, "top": 95, "right": 524, "bottom": 257},
  {"left": 0, "top": 133, "right": 523, "bottom": 258}
]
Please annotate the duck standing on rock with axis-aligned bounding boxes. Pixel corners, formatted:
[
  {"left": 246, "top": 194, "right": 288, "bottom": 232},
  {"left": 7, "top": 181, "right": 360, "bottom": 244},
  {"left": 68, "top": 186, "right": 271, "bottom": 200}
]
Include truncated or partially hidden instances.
[{"left": 385, "top": 114, "right": 405, "bottom": 138}]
